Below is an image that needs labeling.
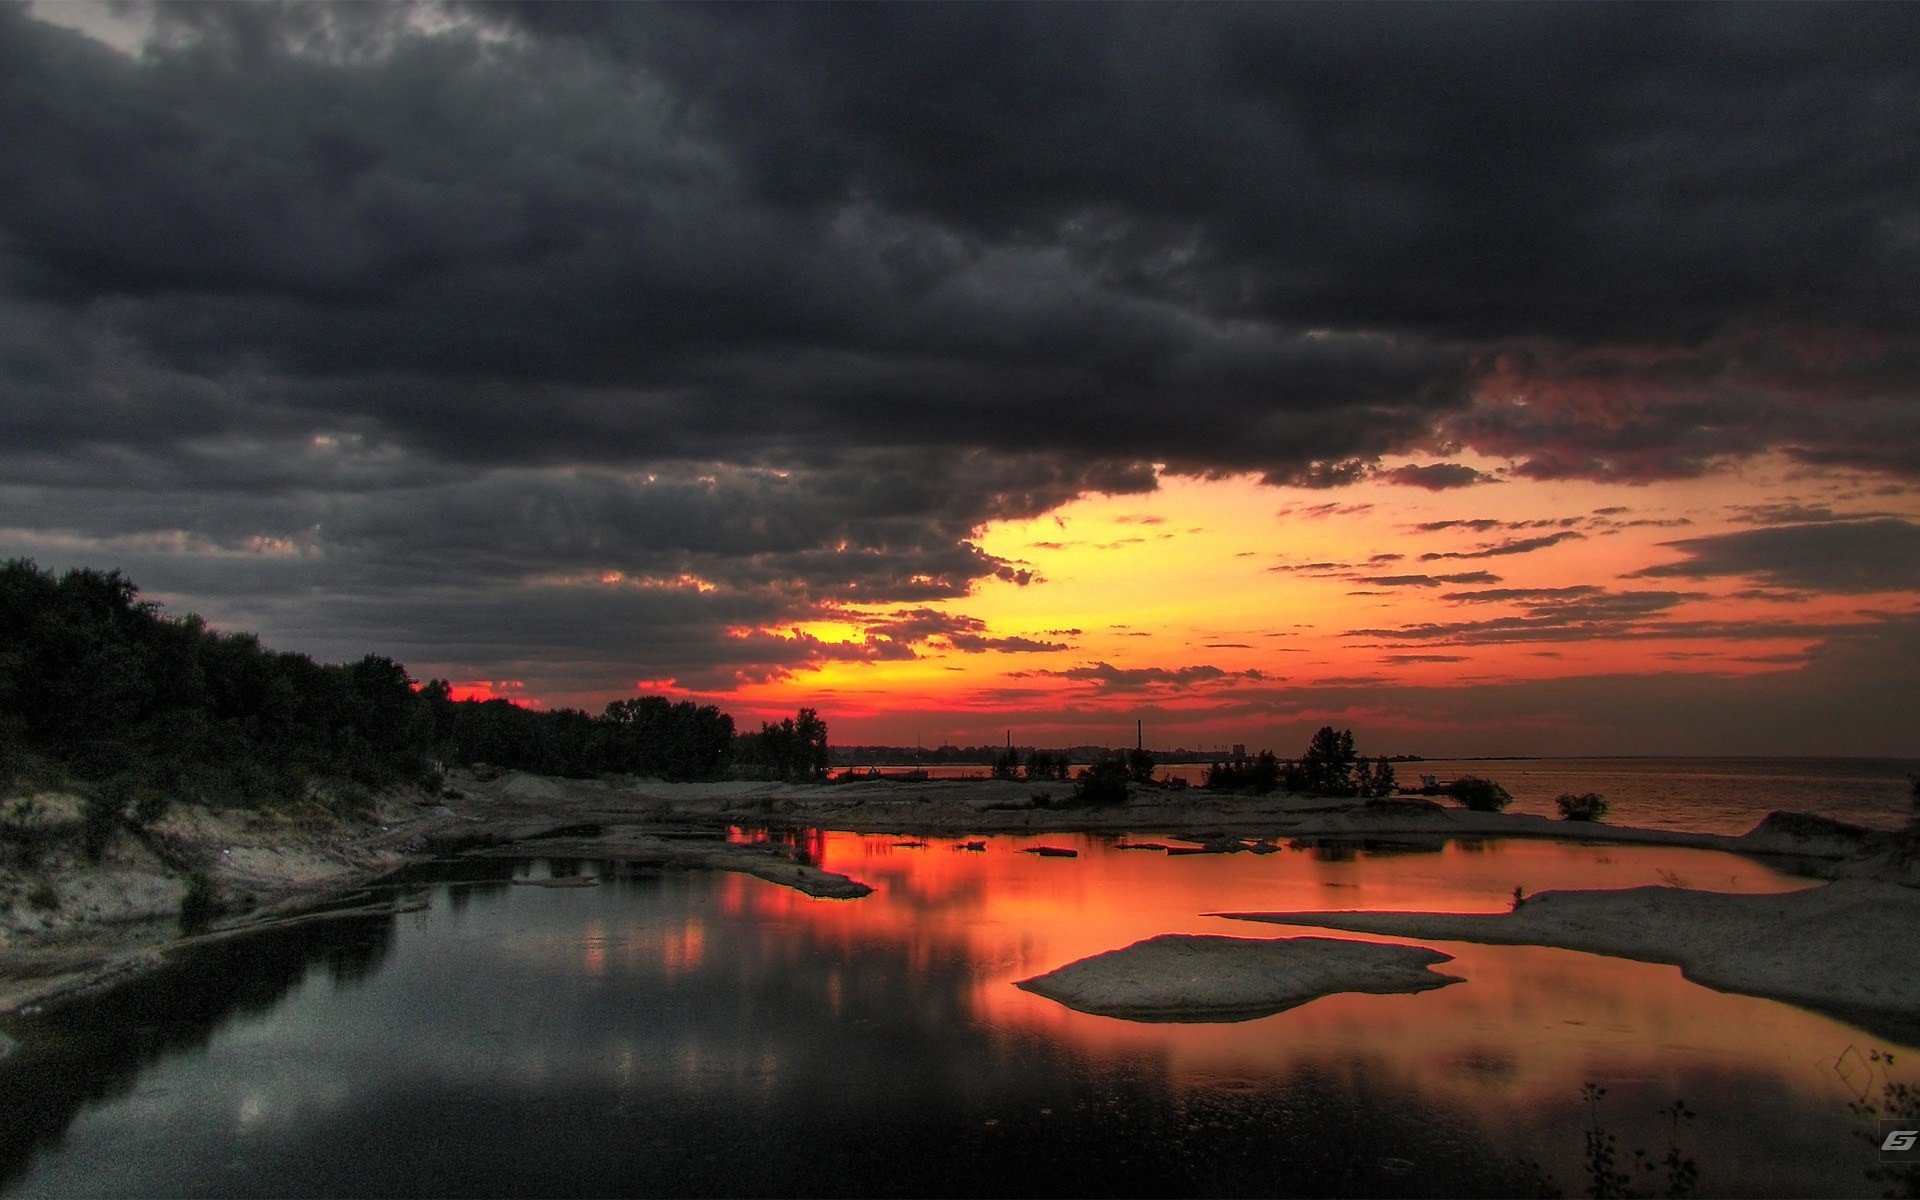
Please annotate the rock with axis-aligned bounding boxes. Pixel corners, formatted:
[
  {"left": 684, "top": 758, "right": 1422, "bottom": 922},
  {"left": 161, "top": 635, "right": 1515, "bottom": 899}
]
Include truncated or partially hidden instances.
[
  {"left": 1221, "top": 879, "right": 1920, "bottom": 1043},
  {"left": 1018, "top": 934, "right": 1461, "bottom": 1022},
  {"left": 1023, "top": 846, "right": 1078, "bottom": 858},
  {"left": 955, "top": 840, "right": 987, "bottom": 852}
]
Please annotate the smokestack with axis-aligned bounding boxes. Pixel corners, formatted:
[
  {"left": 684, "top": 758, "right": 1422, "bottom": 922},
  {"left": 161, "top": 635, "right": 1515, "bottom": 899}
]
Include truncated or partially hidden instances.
[{"left": 1136, "top": 718, "right": 1143, "bottom": 751}]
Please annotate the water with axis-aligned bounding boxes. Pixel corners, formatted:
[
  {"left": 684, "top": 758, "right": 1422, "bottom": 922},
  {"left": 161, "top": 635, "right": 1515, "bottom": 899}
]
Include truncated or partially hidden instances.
[
  {"left": 1, "top": 833, "right": 1909, "bottom": 1198},
  {"left": 1394, "top": 757, "right": 1920, "bottom": 834},
  {"left": 850, "top": 757, "right": 1920, "bottom": 835}
]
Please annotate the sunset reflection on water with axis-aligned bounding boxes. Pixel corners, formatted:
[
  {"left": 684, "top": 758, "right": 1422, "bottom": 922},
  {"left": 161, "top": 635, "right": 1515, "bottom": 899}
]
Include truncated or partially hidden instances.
[
  {"left": 722, "top": 829, "right": 1888, "bottom": 1185},
  {"left": 4, "top": 835, "right": 1905, "bottom": 1198}
]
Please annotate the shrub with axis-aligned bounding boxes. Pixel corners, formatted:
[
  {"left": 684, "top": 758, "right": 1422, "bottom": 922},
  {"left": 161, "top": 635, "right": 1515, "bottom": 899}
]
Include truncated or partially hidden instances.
[
  {"left": 1206, "top": 750, "right": 1282, "bottom": 794},
  {"left": 128, "top": 784, "right": 172, "bottom": 826},
  {"left": 990, "top": 748, "right": 1020, "bottom": 781},
  {"left": 82, "top": 788, "right": 124, "bottom": 860},
  {"left": 179, "top": 869, "right": 221, "bottom": 931},
  {"left": 26, "top": 880, "right": 59, "bottom": 911},
  {"left": 1072, "top": 758, "right": 1131, "bottom": 806},
  {"left": 1448, "top": 775, "right": 1512, "bottom": 812},
  {"left": 1556, "top": 791, "right": 1609, "bottom": 821},
  {"left": 1126, "top": 747, "right": 1155, "bottom": 785}
]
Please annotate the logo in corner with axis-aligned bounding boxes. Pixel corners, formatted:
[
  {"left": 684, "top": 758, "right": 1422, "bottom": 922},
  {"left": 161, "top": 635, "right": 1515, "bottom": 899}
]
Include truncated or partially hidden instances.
[{"left": 1883, "top": 1123, "right": 1920, "bottom": 1161}]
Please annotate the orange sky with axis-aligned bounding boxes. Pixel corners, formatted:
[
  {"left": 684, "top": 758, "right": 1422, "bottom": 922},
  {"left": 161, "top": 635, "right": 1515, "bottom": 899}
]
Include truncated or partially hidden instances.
[{"left": 570, "top": 452, "right": 1920, "bottom": 756}]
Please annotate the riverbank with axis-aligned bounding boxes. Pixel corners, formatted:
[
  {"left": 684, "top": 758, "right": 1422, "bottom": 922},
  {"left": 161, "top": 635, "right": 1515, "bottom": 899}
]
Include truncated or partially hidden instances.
[{"left": 1, "top": 767, "right": 1912, "bottom": 1019}]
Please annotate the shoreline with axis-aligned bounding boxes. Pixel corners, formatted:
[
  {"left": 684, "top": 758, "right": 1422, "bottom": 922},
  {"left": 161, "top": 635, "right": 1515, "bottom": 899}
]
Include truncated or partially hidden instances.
[
  {"left": 2, "top": 768, "right": 1912, "bottom": 1021},
  {"left": 1216, "top": 878, "right": 1920, "bottom": 1046}
]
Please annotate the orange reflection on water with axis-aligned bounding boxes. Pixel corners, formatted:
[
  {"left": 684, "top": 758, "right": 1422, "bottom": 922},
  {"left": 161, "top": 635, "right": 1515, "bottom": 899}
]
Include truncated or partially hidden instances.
[{"left": 721, "top": 829, "right": 1893, "bottom": 1177}]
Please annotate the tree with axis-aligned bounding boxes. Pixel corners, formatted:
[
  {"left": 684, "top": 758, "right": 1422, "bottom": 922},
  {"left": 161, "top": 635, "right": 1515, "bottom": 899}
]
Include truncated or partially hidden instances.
[
  {"left": 739, "top": 707, "right": 829, "bottom": 781},
  {"left": 992, "top": 747, "right": 1020, "bottom": 780},
  {"left": 1073, "top": 758, "right": 1130, "bottom": 805},
  {"left": 1299, "top": 726, "right": 1358, "bottom": 795},
  {"left": 1359, "top": 758, "right": 1397, "bottom": 798},
  {"left": 1251, "top": 750, "right": 1281, "bottom": 794},
  {"left": 1126, "top": 746, "right": 1155, "bottom": 785}
]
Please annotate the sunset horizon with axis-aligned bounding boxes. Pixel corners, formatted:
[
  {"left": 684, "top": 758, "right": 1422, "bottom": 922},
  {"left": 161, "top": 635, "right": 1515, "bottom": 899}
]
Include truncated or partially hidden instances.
[{"left": 7, "top": 4, "right": 1916, "bottom": 761}]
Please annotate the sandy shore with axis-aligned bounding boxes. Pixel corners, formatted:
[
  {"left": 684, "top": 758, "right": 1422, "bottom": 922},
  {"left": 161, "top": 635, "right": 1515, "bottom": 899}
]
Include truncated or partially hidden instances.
[
  {"left": 1017, "top": 933, "right": 1461, "bottom": 1021},
  {"left": 1218, "top": 878, "right": 1920, "bottom": 1043},
  {"left": 2, "top": 767, "right": 1911, "bottom": 1018}
]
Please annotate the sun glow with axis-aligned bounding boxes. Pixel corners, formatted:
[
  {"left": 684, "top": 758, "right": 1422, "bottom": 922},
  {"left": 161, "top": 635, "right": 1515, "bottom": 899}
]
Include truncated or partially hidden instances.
[{"left": 731, "top": 459, "right": 1920, "bottom": 751}]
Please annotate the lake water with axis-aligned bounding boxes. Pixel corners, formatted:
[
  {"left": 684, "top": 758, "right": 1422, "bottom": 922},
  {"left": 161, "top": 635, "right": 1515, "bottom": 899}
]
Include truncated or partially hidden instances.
[
  {"left": 1, "top": 832, "right": 1911, "bottom": 1198},
  {"left": 850, "top": 757, "right": 1920, "bottom": 835}
]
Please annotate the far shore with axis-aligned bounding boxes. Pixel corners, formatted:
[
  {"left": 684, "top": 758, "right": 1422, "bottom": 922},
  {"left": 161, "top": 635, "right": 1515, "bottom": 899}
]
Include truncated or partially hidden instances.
[{"left": 2, "top": 768, "right": 1913, "bottom": 1023}]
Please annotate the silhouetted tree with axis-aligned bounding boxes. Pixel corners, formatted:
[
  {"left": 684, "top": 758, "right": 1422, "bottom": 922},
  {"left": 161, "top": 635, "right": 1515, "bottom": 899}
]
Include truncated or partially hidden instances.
[
  {"left": 1073, "top": 757, "right": 1131, "bottom": 805},
  {"left": 1300, "top": 726, "right": 1357, "bottom": 794},
  {"left": 1024, "top": 750, "right": 1062, "bottom": 782},
  {"left": 991, "top": 747, "right": 1020, "bottom": 780},
  {"left": 1126, "top": 746, "right": 1155, "bottom": 785},
  {"left": 738, "top": 708, "right": 830, "bottom": 781},
  {"left": 1355, "top": 757, "right": 1397, "bottom": 798},
  {"left": 0, "top": 560, "right": 750, "bottom": 814}
]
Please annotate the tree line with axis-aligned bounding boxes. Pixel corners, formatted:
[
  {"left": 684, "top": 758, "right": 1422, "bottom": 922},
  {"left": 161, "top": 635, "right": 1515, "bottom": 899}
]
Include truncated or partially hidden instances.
[
  {"left": 0, "top": 561, "right": 828, "bottom": 814},
  {"left": 1203, "top": 726, "right": 1398, "bottom": 797}
]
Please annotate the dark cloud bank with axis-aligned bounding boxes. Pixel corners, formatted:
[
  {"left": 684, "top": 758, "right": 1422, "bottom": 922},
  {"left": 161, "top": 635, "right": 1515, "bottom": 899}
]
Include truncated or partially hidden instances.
[{"left": 1, "top": 2, "right": 1917, "bottom": 744}]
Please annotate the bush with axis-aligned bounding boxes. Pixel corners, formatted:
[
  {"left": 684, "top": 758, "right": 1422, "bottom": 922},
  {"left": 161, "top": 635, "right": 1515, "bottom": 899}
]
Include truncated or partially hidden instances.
[
  {"left": 1205, "top": 750, "right": 1282, "bottom": 794},
  {"left": 179, "top": 869, "right": 221, "bottom": 931},
  {"left": 1448, "top": 775, "right": 1512, "bottom": 812},
  {"left": 991, "top": 748, "right": 1020, "bottom": 780},
  {"left": 82, "top": 788, "right": 124, "bottom": 860},
  {"left": 1126, "top": 747, "right": 1155, "bottom": 785},
  {"left": 1072, "top": 759, "right": 1131, "bottom": 806},
  {"left": 1556, "top": 791, "right": 1609, "bottom": 821},
  {"left": 26, "top": 880, "right": 59, "bottom": 911}
]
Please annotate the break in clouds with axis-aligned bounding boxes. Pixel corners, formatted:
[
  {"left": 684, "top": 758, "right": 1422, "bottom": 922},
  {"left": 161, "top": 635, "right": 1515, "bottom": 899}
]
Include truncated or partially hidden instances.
[{"left": 2, "top": 2, "right": 1918, "bottom": 704}]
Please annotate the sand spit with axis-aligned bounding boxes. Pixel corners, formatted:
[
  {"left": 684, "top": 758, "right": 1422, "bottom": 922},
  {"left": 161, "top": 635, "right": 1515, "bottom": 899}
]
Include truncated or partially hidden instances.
[
  {"left": 1017, "top": 933, "right": 1462, "bottom": 1022},
  {"left": 462, "top": 832, "right": 872, "bottom": 899},
  {"left": 1219, "top": 878, "right": 1920, "bottom": 1041}
]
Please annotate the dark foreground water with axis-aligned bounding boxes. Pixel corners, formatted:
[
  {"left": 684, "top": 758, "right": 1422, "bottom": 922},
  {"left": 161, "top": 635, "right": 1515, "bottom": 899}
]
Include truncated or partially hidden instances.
[{"left": 1, "top": 834, "right": 1912, "bottom": 1198}]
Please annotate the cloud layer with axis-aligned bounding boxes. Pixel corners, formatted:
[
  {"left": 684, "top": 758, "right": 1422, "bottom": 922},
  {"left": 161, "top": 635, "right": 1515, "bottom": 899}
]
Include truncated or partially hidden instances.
[{"left": 2, "top": 2, "right": 1917, "bottom": 726}]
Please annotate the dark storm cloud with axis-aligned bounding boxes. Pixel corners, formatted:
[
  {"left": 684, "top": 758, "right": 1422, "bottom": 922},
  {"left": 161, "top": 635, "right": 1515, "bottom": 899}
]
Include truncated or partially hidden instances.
[
  {"left": 1359, "top": 572, "right": 1503, "bottom": 589},
  {"left": 1376, "top": 463, "right": 1497, "bottom": 491},
  {"left": 1629, "top": 519, "right": 1920, "bottom": 594},
  {"left": 1418, "top": 532, "right": 1586, "bottom": 562},
  {"left": 1438, "top": 586, "right": 1606, "bottom": 604},
  {"left": 861, "top": 608, "right": 1069, "bottom": 654},
  {"left": 3, "top": 1, "right": 1919, "bottom": 696},
  {"left": 1039, "top": 662, "right": 1267, "bottom": 691}
]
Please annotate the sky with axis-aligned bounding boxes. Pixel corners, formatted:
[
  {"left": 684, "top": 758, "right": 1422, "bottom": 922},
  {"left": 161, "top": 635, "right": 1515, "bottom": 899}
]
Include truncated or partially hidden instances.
[{"left": 2, "top": 2, "right": 1917, "bottom": 757}]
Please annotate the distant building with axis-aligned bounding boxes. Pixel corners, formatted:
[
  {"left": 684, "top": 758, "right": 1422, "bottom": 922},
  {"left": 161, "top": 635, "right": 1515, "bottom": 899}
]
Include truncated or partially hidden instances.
[{"left": 1231, "top": 744, "right": 1246, "bottom": 760}]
